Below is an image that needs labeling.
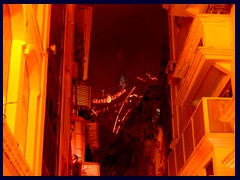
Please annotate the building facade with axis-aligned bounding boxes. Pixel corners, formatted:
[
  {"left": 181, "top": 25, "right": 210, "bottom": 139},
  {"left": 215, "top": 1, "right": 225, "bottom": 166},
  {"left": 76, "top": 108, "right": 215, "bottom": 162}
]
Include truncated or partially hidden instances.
[
  {"left": 163, "top": 4, "right": 235, "bottom": 176},
  {"left": 3, "top": 4, "right": 99, "bottom": 176},
  {"left": 3, "top": 4, "right": 52, "bottom": 175},
  {"left": 4, "top": 4, "right": 234, "bottom": 176},
  {"left": 70, "top": 5, "right": 100, "bottom": 176}
]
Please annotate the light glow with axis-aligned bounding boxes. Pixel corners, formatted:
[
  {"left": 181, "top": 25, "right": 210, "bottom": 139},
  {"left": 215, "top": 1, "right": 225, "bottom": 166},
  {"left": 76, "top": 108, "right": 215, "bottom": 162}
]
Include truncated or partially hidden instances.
[
  {"left": 92, "top": 89, "right": 126, "bottom": 104},
  {"left": 91, "top": 109, "right": 98, "bottom": 116},
  {"left": 136, "top": 76, "right": 146, "bottom": 82},
  {"left": 116, "top": 125, "right": 120, "bottom": 134},
  {"left": 146, "top": 73, "right": 158, "bottom": 80},
  {"left": 122, "top": 109, "right": 131, "bottom": 122},
  {"left": 112, "top": 86, "right": 136, "bottom": 133}
]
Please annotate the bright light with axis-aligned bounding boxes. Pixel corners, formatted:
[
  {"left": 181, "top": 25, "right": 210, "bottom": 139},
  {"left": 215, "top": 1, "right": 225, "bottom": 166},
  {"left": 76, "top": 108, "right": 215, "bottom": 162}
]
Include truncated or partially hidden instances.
[
  {"left": 91, "top": 109, "right": 98, "bottom": 116},
  {"left": 112, "top": 87, "right": 136, "bottom": 134},
  {"left": 116, "top": 125, "right": 120, "bottom": 134},
  {"left": 92, "top": 89, "right": 126, "bottom": 104},
  {"left": 136, "top": 76, "right": 146, "bottom": 82},
  {"left": 146, "top": 73, "right": 158, "bottom": 80},
  {"left": 122, "top": 109, "right": 131, "bottom": 122}
]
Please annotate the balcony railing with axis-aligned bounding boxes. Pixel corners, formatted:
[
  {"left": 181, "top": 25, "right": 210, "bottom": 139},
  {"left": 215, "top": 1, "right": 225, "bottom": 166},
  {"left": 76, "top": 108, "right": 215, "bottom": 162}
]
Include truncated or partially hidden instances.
[
  {"left": 81, "top": 162, "right": 100, "bottom": 176},
  {"left": 168, "top": 97, "right": 234, "bottom": 175},
  {"left": 85, "top": 122, "right": 100, "bottom": 150},
  {"left": 71, "top": 116, "right": 86, "bottom": 163}
]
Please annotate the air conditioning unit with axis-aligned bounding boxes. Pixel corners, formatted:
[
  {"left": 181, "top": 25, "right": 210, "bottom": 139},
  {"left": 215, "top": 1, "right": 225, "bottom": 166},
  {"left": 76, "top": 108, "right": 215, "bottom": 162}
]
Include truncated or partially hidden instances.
[{"left": 76, "top": 84, "right": 91, "bottom": 108}]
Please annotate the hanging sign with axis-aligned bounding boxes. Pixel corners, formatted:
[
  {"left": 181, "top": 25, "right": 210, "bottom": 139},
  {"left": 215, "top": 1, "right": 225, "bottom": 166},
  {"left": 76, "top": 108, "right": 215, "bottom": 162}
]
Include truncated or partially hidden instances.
[{"left": 92, "top": 89, "right": 126, "bottom": 104}]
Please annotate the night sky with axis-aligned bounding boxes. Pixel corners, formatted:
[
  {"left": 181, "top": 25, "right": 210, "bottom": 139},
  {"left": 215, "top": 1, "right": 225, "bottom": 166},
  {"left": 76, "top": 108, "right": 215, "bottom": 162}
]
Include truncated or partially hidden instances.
[
  {"left": 87, "top": 4, "right": 169, "bottom": 162},
  {"left": 88, "top": 4, "right": 168, "bottom": 99}
]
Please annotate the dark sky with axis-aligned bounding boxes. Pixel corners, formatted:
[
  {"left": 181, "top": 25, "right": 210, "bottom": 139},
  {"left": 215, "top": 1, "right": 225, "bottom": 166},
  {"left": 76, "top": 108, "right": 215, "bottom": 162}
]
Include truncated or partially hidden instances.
[{"left": 88, "top": 4, "right": 169, "bottom": 99}]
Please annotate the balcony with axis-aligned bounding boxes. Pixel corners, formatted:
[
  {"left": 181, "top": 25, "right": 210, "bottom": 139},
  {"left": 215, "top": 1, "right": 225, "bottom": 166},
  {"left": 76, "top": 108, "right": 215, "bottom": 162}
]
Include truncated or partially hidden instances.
[
  {"left": 85, "top": 122, "right": 100, "bottom": 150},
  {"left": 173, "top": 14, "right": 232, "bottom": 81},
  {"left": 175, "top": 47, "right": 233, "bottom": 106},
  {"left": 81, "top": 162, "right": 100, "bottom": 176},
  {"left": 168, "top": 97, "right": 234, "bottom": 176},
  {"left": 71, "top": 116, "right": 86, "bottom": 163}
]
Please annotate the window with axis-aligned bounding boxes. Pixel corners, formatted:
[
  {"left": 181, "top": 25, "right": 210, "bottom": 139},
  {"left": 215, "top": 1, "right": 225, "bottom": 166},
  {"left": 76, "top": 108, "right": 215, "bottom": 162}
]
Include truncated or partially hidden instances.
[
  {"left": 220, "top": 80, "right": 232, "bottom": 97},
  {"left": 205, "top": 159, "right": 214, "bottom": 176}
]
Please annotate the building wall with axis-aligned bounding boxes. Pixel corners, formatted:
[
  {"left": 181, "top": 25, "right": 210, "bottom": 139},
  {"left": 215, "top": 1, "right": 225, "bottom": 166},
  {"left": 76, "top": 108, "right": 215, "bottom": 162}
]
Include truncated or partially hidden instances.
[
  {"left": 229, "top": 5, "right": 235, "bottom": 96},
  {"left": 69, "top": 5, "right": 101, "bottom": 176},
  {"left": 58, "top": 5, "right": 75, "bottom": 175},
  {"left": 163, "top": 4, "right": 235, "bottom": 176},
  {"left": 41, "top": 4, "right": 66, "bottom": 176},
  {"left": 3, "top": 4, "right": 51, "bottom": 175}
]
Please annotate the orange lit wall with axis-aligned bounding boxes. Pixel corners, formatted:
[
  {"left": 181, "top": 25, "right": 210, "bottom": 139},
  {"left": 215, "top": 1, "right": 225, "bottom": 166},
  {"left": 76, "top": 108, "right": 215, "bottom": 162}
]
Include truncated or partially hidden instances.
[
  {"left": 3, "top": 4, "right": 51, "bottom": 176},
  {"left": 163, "top": 4, "right": 235, "bottom": 176}
]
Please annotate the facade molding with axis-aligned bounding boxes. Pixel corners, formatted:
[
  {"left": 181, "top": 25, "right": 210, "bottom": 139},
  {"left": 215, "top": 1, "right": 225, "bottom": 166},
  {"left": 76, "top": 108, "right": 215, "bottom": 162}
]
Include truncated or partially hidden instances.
[
  {"left": 24, "top": 43, "right": 41, "bottom": 92},
  {"left": 222, "top": 149, "right": 235, "bottom": 168},
  {"left": 23, "top": 4, "right": 44, "bottom": 53},
  {"left": 3, "top": 118, "right": 34, "bottom": 176},
  {"left": 163, "top": 4, "right": 208, "bottom": 17}
]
